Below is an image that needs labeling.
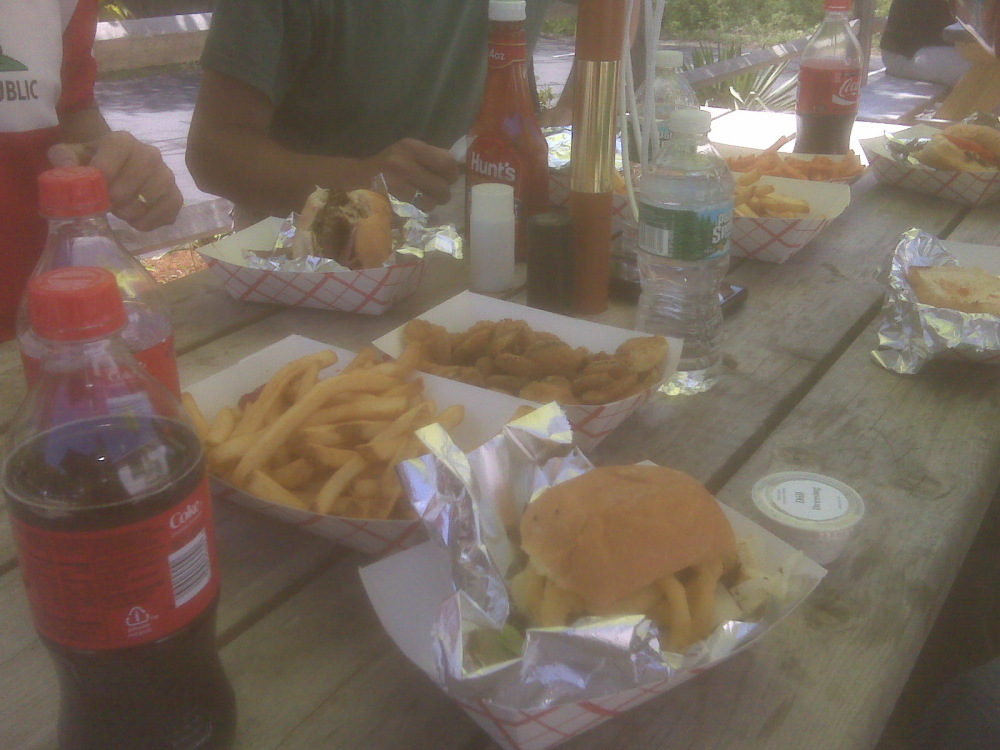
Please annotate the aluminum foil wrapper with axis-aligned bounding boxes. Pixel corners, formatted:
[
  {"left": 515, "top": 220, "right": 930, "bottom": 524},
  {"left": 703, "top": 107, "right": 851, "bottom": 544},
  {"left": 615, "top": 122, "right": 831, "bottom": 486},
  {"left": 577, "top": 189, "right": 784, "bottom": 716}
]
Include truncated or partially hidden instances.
[
  {"left": 241, "top": 193, "right": 463, "bottom": 273},
  {"left": 546, "top": 127, "right": 624, "bottom": 172},
  {"left": 872, "top": 228, "right": 1000, "bottom": 374},
  {"left": 397, "top": 402, "right": 803, "bottom": 712}
]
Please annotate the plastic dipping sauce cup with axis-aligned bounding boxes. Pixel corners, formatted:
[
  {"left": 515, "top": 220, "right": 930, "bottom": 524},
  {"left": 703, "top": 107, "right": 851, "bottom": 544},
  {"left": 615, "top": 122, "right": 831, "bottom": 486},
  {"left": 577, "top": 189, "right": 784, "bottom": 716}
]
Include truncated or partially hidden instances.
[
  {"left": 470, "top": 183, "right": 516, "bottom": 294},
  {"left": 751, "top": 471, "right": 865, "bottom": 566}
]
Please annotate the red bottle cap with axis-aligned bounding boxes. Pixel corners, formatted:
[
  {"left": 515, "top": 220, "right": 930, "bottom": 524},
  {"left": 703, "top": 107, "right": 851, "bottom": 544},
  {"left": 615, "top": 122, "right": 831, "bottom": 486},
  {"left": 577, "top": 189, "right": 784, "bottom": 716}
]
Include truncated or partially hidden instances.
[
  {"left": 38, "top": 166, "right": 111, "bottom": 217},
  {"left": 824, "top": 0, "right": 851, "bottom": 11},
  {"left": 28, "top": 266, "right": 127, "bottom": 341}
]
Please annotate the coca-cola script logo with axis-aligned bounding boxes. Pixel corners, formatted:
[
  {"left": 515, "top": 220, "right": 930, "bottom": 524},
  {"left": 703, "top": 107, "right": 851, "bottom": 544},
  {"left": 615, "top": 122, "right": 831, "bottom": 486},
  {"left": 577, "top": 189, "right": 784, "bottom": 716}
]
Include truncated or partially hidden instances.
[
  {"left": 469, "top": 151, "right": 516, "bottom": 182},
  {"left": 170, "top": 501, "right": 203, "bottom": 529},
  {"left": 833, "top": 76, "right": 860, "bottom": 106}
]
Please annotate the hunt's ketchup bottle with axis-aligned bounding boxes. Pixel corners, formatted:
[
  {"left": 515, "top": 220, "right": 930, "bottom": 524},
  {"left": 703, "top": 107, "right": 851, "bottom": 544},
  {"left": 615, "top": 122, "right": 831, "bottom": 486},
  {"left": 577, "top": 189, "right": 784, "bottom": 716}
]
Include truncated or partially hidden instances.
[
  {"left": 17, "top": 166, "right": 181, "bottom": 395},
  {"left": 794, "top": 0, "right": 863, "bottom": 155},
  {"left": 2, "top": 266, "right": 236, "bottom": 750},
  {"left": 466, "top": 0, "right": 549, "bottom": 262}
]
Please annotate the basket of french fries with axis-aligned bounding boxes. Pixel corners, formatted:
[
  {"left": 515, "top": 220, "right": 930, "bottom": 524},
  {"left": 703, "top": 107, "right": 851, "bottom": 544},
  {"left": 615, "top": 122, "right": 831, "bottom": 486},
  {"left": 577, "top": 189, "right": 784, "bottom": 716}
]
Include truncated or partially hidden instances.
[
  {"left": 372, "top": 291, "right": 682, "bottom": 452},
  {"left": 183, "top": 335, "right": 535, "bottom": 555},
  {"left": 361, "top": 405, "right": 827, "bottom": 750},
  {"left": 718, "top": 135, "right": 867, "bottom": 184},
  {"left": 731, "top": 171, "right": 851, "bottom": 263}
]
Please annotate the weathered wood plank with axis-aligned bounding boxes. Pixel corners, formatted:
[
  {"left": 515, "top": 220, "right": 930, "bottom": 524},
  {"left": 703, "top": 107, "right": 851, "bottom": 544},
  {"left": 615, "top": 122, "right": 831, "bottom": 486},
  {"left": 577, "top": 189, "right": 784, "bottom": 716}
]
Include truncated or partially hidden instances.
[
  {"left": 562, "top": 318, "right": 1000, "bottom": 750},
  {"left": 592, "top": 177, "right": 961, "bottom": 489}
]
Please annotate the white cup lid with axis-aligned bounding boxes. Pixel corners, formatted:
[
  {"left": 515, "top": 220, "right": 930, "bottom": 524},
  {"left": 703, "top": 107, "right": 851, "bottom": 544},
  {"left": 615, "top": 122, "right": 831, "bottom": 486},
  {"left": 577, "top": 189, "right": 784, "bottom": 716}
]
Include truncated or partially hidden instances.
[{"left": 667, "top": 108, "right": 711, "bottom": 134}]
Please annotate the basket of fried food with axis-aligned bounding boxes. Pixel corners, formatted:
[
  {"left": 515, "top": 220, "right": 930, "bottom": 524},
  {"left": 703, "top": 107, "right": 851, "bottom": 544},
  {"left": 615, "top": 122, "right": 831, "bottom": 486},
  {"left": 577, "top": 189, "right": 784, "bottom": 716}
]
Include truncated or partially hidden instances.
[
  {"left": 730, "top": 171, "right": 851, "bottom": 263},
  {"left": 860, "top": 122, "right": 1000, "bottom": 206},
  {"left": 360, "top": 407, "right": 827, "bottom": 750},
  {"left": 372, "top": 291, "right": 681, "bottom": 451},
  {"left": 719, "top": 135, "right": 866, "bottom": 184},
  {"left": 182, "top": 334, "right": 536, "bottom": 555}
]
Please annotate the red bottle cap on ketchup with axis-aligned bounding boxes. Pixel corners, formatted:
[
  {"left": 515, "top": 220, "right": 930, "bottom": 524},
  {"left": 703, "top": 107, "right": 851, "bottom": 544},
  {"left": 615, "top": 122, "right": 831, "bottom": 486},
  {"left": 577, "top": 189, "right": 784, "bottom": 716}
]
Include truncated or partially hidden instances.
[
  {"left": 823, "top": 0, "right": 851, "bottom": 11},
  {"left": 28, "top": 266, "right": 127, "bottom": 341},
  {"left": 38, "top": 166, "right": 111, "bottom": 218}
]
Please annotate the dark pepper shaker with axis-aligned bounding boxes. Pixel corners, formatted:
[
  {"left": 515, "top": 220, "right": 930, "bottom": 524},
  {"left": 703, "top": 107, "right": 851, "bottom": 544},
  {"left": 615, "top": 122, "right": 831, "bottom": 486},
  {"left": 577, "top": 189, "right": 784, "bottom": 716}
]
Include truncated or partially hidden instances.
[{"left": 526, "top": 210, "right": 574, "bottom": 314}]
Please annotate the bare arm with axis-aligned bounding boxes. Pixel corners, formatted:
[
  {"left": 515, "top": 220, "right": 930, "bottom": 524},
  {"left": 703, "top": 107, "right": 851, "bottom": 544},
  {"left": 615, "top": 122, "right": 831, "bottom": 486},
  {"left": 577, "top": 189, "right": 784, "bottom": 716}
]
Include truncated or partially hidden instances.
[
  {"left": 186, "top": 71, "right": 460, "bottom": 215},
  {"left": 54, "top": 106, "right": 183, "bottom": 231}
]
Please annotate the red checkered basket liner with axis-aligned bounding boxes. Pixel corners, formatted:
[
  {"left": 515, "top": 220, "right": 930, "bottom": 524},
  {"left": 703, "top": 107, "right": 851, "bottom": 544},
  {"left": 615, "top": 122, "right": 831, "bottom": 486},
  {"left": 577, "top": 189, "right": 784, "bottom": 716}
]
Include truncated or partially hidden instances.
[
  {"left": 199, "top": 217, "right": 425, "bottom": 315},
  {"left": 860, "top": 127, "right": 1000, "bottom": 206}
]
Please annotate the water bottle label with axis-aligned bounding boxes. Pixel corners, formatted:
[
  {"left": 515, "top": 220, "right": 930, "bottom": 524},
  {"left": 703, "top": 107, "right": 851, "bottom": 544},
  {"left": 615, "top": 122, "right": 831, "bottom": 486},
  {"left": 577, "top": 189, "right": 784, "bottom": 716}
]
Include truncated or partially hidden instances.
[
  {"left": 11, "top": 477, "right": 219, "bottom": 651},
  {"left": 638, "top": 203, "right": 732, "bottom": 261}
]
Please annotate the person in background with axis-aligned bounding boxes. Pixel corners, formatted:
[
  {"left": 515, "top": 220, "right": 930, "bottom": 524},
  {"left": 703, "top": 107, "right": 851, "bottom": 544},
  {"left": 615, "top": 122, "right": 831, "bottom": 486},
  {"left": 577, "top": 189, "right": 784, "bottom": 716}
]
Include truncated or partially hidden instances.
[
  {"left": 0, "top": 0, "right": 183, "bottom": 341},
  {"left": 186, "top": 0, "right": 553, "bottom": 228},
  {"left": 880, "top": 0, "right": 972, "bottom": 88}
]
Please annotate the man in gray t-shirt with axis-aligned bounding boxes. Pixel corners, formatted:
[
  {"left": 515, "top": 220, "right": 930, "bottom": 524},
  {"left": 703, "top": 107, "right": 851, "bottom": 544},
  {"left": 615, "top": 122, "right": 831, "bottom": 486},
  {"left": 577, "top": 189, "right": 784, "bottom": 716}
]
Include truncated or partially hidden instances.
[{"left": 187, "top": 0, "right": 549, "bottom": 223}]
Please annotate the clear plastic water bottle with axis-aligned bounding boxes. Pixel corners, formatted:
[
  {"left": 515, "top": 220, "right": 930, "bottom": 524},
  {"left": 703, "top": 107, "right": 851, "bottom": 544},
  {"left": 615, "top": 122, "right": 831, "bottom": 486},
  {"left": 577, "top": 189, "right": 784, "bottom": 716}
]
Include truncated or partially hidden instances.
[
  {"left": 636, "top": 108, "right": 734, "bottom": 395},
  {"left": 631, "top": 49, "right": 699, "bottom": 162}
]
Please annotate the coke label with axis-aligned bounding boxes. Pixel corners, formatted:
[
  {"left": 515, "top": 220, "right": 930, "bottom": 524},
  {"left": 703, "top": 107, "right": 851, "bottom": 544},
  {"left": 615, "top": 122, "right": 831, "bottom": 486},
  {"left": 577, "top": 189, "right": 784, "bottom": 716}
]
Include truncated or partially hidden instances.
[
  {"left": 797, "top": 62, "right": 861, "bottom": 115},
  {"left": 12, "top": 477, "right": 219, "bottom": 651}
]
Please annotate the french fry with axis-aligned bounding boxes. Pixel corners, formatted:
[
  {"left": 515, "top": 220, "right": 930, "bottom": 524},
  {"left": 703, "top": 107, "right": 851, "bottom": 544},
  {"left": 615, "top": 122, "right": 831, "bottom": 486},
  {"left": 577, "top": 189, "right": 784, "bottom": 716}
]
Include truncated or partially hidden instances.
[
  {"left": 205, "top": 406, "right": 238, "bottom": 446},
  {"left": 271, "top": 457, "right": 314, "bottom": 490},
  {"left": 248, "top": 470, "right": 311, "bottom": 511},
  {"left": 726, "top": 147, "right": 864, "bottom": 181},
  {"left": 232, "top": 350, "right": 338, "bottom": 438},
  {"left": 315, "top": 454, "right": 368, "bottom": 515},
  {"left": 187, "top": 346, "right": 467, "bottom": 522},
  {"left": 182, "top": 392, "right": 211, "bottom": 442}
]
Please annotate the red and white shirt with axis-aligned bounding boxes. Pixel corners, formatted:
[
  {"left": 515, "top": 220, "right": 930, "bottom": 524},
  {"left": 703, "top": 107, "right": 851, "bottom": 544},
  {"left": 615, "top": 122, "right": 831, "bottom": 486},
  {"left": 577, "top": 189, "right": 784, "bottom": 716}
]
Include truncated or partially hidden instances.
[{"left": 0, "top": 0, "right": 98, "bottom": 340}]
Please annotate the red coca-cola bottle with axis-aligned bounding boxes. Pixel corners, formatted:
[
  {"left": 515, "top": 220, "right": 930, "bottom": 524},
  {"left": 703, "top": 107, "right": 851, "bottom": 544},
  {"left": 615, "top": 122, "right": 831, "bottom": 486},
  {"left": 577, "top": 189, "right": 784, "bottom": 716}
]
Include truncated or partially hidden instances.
[
  {"left": 794, "top": 0, "right": 863, "bottom": 155},
  {"left": 466, "top": 0, "right": 549, "bottom": 262},
  {"left": 3, "top": 266, "right": 235, "bottom": 750},
  {"left": 17, "top": 166, "right": 180, "bottom": 395}
]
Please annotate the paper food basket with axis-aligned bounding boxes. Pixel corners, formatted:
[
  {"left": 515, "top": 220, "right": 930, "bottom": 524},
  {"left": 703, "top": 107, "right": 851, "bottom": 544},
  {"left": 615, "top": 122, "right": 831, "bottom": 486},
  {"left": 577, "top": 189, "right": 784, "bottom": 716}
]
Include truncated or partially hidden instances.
[
  {"left": 731, "top": 176, "right": 851, "bottom": 263},
  {"left": 361, "top": 504, "right": 826, "bottom": 750},
  {"left": 199, "top": 218, "right": 425, "bottom": 315},
  {"left": 185, "top": 335, "right": 535, "bottom": 555},
  {"left": 860, "top": 125, "right": 1000, "bottom": 206},
  {"left": 372, "top": 291, "right": 681, "bottom": 452}
]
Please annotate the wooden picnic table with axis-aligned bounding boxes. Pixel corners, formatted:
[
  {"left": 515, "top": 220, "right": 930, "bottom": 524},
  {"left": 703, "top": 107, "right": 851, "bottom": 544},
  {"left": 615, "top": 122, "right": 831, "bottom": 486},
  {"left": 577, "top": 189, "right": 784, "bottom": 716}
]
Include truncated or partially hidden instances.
[{"left": 2, "top": 109, "right": 999, "bottom": 750}]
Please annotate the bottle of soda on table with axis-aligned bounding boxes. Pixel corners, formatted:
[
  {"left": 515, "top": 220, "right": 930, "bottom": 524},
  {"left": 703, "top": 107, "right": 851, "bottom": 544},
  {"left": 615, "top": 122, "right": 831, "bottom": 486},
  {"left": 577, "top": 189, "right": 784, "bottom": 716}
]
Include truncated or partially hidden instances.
[
  {"left": 794, "top": 0, "right": 863, "bottom": 155},
  {"left": 17, "top": 166, "right": 180, "bottom": 395},
  {"left": 636, "top": 108, "right": 734, "bottom": 395},
  {"left": 3, "top": 266, "right": 236, "bottom": 750},
  {"left": 466, "top": 0, "right": 549, "bottom": 262}
]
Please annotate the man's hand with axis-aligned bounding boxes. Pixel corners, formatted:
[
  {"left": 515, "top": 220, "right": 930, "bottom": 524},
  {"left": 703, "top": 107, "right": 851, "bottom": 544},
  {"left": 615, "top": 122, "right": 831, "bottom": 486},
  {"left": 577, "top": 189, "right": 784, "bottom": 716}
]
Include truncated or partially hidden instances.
[
  {"left": 363, "top": 138, "right": 461, "bottom": 211},
  {"left": 48, "top": 131, "right": 183, "bottom": 231}
]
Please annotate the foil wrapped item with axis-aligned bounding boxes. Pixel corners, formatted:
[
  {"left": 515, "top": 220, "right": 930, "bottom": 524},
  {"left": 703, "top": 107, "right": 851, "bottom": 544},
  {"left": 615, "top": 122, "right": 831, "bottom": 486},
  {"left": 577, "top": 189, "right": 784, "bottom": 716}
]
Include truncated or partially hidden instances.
[
  {"left": 545, "top": 127, "right": 624, "bottom": 172},
  {"left": 872, "top": 228, "right": 1000, "bottom": 374},
  {"left": 242, "top": 192, "right": 463, "bottom": 273},
  {"left": 396, "top": 402, "right": 823, "bottom": 716}
]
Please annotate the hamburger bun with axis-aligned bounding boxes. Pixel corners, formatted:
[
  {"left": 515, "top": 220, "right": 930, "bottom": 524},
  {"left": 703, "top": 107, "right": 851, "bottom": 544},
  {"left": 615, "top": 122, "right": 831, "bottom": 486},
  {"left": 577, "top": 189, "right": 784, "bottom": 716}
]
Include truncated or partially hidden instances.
[
  {"left": 513, "top": 465, "right": 738, "bottom": 650},
  {"left": 913, "top": 124, "right": 1000, "bottom": 172},
  {"left": 908, "top": 264, "right": 1000, "bottom": 317},
  {"left": 291, "top": 187, "right": 394, "bottom": 268}
]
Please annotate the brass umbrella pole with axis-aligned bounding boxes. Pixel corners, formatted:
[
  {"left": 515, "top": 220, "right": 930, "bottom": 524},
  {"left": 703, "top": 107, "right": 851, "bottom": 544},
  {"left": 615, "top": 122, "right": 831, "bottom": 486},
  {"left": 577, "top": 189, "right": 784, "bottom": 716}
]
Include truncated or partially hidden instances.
[{"left": 570, "top": 0, "right": 628, "bottom": 314}]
